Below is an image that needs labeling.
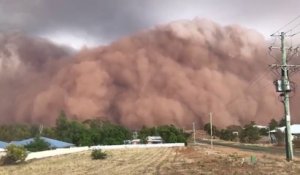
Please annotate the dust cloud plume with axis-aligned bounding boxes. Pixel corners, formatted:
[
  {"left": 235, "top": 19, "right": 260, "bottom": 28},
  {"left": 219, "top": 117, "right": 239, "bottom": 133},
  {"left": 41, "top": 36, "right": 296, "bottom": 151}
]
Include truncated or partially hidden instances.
[
  {"left": 0, "top": 33, "right": 70, "bottom": 124},
  {"left": 0, "top": 19, "right": 287, "bottom": 128}
]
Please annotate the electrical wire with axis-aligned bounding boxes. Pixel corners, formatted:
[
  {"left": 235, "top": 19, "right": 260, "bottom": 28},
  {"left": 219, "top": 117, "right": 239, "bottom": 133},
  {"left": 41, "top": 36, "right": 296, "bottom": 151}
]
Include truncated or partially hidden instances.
[
  {"left": 286, "top": 22, "right": 300, "bottom": 34},
  {"left": 290, "top": 30, "right": 300, "bottom": 36},
  {"left": 225, "top": 15, "right": 300, "bottom": 116},
  {"left": 268, "top": 49, "right": 281, "bottom": 63},
  {"left": 268, "top": 37, "right": 281, "bottom": 63},
  {"left": 271, "top": 15, "right": 300, "bottom": 36}
]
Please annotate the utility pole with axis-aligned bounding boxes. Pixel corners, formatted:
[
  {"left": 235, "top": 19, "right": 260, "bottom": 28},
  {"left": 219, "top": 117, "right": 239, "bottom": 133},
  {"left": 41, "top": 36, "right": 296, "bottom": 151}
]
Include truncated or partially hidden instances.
[
  {"left": 268, "top": 127, "right": 271, "bottom": 144},
  {"left": 193, "top": 122, "right": 196, "bottom": 144},
  {"left": 210, "top": 112, "right": 213, "bottom": 148},
  {"left": 280, "top": 32, "right": 293, "bottom": 161},
  {"left": 270, "top": 31, "right": 300, "bottom": 161},
  {"left": 269, "top": 16, "right": 300, "bottom": 161}
]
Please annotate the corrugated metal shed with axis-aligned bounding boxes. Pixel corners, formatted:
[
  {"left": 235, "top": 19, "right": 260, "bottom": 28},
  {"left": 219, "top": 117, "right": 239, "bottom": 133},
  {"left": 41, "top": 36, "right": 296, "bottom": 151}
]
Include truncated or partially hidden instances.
[
  {"left": 10, "top": 137, "right": 74, "bottom": 148},
  {"left": 0, "top": 141, "right": 8, "bottom": 148}
]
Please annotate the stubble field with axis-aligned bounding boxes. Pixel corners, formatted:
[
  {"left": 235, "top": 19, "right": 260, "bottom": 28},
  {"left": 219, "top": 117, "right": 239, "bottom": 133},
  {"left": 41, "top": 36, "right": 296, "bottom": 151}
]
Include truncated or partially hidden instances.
[{"left": 0, "top": 145, "right": 299, "bottom": 175}]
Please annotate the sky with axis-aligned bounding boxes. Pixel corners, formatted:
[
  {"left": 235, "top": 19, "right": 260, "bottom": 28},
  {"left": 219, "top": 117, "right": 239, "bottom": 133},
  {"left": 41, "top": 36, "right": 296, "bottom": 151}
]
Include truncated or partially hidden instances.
[{"left": 1, "top": 0, "right": 300, "bottom": 49}]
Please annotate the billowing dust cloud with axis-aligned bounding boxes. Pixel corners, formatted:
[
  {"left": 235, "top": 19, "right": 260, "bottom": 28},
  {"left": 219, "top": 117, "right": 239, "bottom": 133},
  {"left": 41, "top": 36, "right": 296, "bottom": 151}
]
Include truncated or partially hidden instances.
[{"left": 0, "top": 19, "right": 291, "bottom": 128}]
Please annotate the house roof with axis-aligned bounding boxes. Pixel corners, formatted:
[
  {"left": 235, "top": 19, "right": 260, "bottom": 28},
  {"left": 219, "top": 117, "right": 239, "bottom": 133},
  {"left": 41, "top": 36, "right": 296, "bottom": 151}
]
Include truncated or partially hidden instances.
[
  {"left": 10, "top": 137, "right": 74, "bottom": 148},
  {"left": 0, "top": 141, "right": 8, "bottom": 148},
  {"left": 254, "top": 125, "right": 268, "bottom": 129},
  {"left": 147, "top": 136, "right": 162, "bottom": 139},
  {"left": 147, "top": 136, "right": 163, "bottom": 142},
  {"left": 271, "top": 124, "right": 300, "bottom": 134}
]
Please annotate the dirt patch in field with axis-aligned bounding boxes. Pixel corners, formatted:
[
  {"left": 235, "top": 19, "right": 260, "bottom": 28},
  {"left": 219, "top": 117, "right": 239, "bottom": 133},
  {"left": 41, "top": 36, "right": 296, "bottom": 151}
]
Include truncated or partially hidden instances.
[{"left": 159, "top": 145, "right": 300, "bottom": 175}]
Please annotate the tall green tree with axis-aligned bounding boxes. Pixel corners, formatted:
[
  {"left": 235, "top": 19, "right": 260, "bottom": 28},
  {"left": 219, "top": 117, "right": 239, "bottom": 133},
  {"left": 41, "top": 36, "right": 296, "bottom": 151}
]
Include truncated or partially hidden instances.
[
  {"left": 203, "top": 123, "right": 219, "bottom": 136},
  {"left": 54, "top": 112, "right": 132, "bottom": 146},
  {"left": 219, "top": 129, "right": 237, "bottom": 141},
  {"left": 239, "top": 121, "right": 261, "bottom": 143},
  {"left": 0, "top": 125, "right": 33, "bottom": 141}
]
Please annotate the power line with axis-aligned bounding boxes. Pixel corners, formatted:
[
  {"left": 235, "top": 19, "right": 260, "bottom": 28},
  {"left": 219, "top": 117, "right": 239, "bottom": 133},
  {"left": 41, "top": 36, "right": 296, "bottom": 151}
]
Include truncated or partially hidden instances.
[
  {"left": 285, "top": 21, "right": 300, "bottom": 34},
  {"left": 271, "top": 15, "right": 300, "bottom": 36},
  {"left": 290, "top": 30, "right": 300, "bottom": 36}
]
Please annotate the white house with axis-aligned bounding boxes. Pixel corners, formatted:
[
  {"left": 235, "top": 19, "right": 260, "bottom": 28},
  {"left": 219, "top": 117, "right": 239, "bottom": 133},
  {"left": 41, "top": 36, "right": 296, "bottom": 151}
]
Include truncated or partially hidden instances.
[
  {"left": 270, "top": 124, "right": 300, "bottom": 143},
  {"left": 131, "top": 139, "right": 141, "bottom": 144},
  {"left": 270, "top": 124, "right": 300, "bottom": 135},
  {"left": 146, "top": 136, "right": 163, "bottom": 144}
]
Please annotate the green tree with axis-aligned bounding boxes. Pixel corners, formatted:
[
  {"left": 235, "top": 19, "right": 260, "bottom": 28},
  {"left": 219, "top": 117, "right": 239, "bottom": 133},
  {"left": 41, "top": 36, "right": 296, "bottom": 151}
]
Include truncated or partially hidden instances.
[
  {"left": 138, "top": 125, "right": 188, "bottom": 144},
  {"left": 98, "top": 122, "right": 131, "bottom": 145},
  {"left": 55, "top": 110, "right": 71, "bottom": 141},
  {"left": 203, "top": 123, "right": 218, "bottom": 136},
  {"left": 43, "top": 127, "right": 57, "bottom": 138},
  {"left": 219, "top": 129, "right": 237, "bottom": 141},
  {"left": 138, "top": 126, "right": 156, "bottom": 143},
  {"left": 0, "top": 125, "right": 33, "bottom": 142},
  {"left": 25, "top": 137, "right": 51, "bottom": 152},
  {"left": 54, "top": 112, "right": 133, "bottom": 146},
  {"left": 259, "top": 128, "right": 269, "bottom": 136},
  {"left": 29, "top": 125, "right": 40, "bottom": 137},
  {"left": 239, "top": 121, "right": 261, "bottom": 143}
]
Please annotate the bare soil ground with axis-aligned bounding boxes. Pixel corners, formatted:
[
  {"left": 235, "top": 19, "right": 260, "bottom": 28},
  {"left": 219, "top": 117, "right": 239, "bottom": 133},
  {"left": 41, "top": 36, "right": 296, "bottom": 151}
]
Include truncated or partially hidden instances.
[{"left": 0, "top": 145, "right": 299, "bottom": 175}]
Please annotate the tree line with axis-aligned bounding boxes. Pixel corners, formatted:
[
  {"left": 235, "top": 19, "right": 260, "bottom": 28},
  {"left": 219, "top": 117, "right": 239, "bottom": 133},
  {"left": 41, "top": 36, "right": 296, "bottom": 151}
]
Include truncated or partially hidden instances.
[
  {"left": 0, "top": 111, "right": 189, "bottom": 147},
  {"left": 203, "top": 118, "right": 286, "bottom": 143}
]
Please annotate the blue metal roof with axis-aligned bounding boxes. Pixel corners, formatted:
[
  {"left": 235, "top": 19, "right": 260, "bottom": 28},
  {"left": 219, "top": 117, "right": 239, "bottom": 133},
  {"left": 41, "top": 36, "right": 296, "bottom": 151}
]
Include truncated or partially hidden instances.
[
  {"left": 10, "top": 137, "right": 74, "bottom": 148},
  {"left": 0, "top": 141, "right": 8, "bottom": 148}
]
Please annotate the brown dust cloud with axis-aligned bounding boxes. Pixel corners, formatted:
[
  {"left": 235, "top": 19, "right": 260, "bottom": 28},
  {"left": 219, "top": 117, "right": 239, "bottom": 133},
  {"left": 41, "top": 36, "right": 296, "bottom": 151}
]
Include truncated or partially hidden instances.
[{"left": 1, "top": 19, "right": 298, "bottom": 129}]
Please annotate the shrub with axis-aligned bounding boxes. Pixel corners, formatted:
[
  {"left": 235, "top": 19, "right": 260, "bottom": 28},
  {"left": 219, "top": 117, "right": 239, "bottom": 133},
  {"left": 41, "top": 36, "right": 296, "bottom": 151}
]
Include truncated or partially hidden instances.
[
  {"left": 91, "top": 149, "right": 107, "bottom": 160},
  {"left": 1, "top": 144, "right": 28, "bottom": 165},
  {"left": 25, "top": 137, "right": 51, "bottom": 152}
]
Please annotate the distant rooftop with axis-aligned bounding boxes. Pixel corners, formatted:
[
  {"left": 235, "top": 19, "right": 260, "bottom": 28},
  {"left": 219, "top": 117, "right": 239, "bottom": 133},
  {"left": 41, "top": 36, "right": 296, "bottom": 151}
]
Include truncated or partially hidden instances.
[
  {"left": 10, "top": 137, "right": 74, "bottom": 148},
  {"left": 0, "top": 141, "right": 8, "bottom": 148},
  {"left": 270, "top": 124, "right": 300, "bottom": 134},
  {"left": 253, "top": 125, "right": 268, "bottom": 129},
  {"left": 147, "top": 136, "right": 163, "bottom": 143}
]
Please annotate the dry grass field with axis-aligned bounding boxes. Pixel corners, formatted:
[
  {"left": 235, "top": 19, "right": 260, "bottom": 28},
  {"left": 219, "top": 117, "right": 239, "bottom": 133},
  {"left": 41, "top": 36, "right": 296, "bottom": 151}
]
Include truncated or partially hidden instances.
[{"left": 0, "top": 145, "right": 300, "bottom": 175}]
